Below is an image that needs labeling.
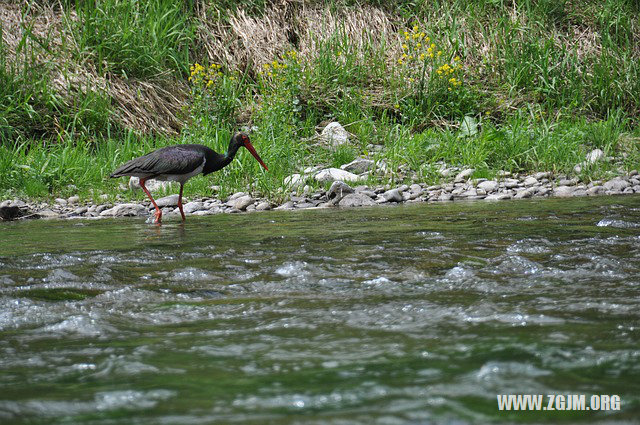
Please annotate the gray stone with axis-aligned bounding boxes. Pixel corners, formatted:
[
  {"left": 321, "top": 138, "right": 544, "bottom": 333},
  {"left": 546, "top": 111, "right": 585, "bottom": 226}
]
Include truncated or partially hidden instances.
[
  {"left": 183, "top": 201, "right": 204, "bottom": 214},
  {"left": 477, "top": 180, "right": 498, "bottom": 193},
  {"left": 340, "top": 158, "right": 375, "bottom": 174},
  {"left": 457, "top": 188, "right": 477, "bottom": 198},
  {"left": 514, "top": 187, "right": 536, "bottom": 199},
  {"left": 55, "top": 198, "right": 68, "bottom": 206},
  {"left": 440, "top": 168, "right": 454, "bottom": 177},
  {"left": 357, "top": 189, "right": 377, "bottom": 199},
  {"left": 36, "top": 209, "right": 60, "bottom": 219},
  {"left": 228, "top": 192, "right": 248, "bottom": 201},
  {"left": 314, "top": 168, "right": 362, "bottom": 183},
  {"left": 523, "top": 176, "right": 538, "bottom": 187},
  {"left": 503, "top": 179, "right": 519, "bottom": 189},
  {"left": 338, "top": 193, "right": 377, "bottom": 207},
  {"left": 67, "top": 195, "right": 80, "bottom": 204},
  {"left": 558, "top": 178, "right": 579, "bottom": 186},
  {"left": 604, "top": 178, "right": 630, "bottom": 191},
  {"left": 438, "top": 193, "right": 453, "bottom": 201},
  {"left": 485, "top": 193, "right": 512, "bottom": 201},
  {"left": 156, "top": 194, "right": 180, "bottom": 207},
  {"left": 226, "top": 195, "right": 253, "bottom": 211},
  {"left": 73, "top": 206, "right": 88, "bottom": 215},
  {"left": 454, "top": 168, "right": 475, "bottom": 182},
  {"left": 534, "top": 172, "right": 551, "bottom": 180},
  {"left": 381, "top": 189, "right": 403, "bottom": 202},
  {"left": 586, "top": 186, "right": 603, "bottom": 196},
  {"left": 274, "top": 201, "right": 295, "bottom": 210},
  {"left": 553, "top": 186, "right": 576, "bottom": 197},
  {"left": 327, "top": 181, "right": 355, "bottom": 200},
  {"left": 537, "top": 187, "right": 551, "bottom": 196},
  {"left": 100, "top": 203, "right": 146, "bottom": 217},
  {"left": 255, "top": 201, "right": 271, "bottom": 211}
]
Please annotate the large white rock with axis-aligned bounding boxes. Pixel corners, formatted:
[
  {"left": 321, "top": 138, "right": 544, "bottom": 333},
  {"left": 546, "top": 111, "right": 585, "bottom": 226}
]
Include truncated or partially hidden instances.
[
  {"left": 129, "top": 177, "right": 175, "bottom": 192},
  {"left": 586, "top": 148, "right": 605, "bottom": 164},
  {"left": 320, "top": 122, "right": 350, "bottom": 147},
  {"left": 314, "top": 168, "right": 363, "bottom": 183}
]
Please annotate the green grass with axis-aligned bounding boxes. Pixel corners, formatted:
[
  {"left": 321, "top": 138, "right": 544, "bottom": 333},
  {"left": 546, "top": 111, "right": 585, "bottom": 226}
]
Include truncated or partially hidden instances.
[{"left": 0, "top": 0, "right": 639, "bottom": 202}]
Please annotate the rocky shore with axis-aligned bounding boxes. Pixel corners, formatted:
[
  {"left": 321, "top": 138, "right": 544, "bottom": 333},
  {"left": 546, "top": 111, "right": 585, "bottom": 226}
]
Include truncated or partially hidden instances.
[{"left": 1, "top": 160, "right": 639, "bottom": 221}]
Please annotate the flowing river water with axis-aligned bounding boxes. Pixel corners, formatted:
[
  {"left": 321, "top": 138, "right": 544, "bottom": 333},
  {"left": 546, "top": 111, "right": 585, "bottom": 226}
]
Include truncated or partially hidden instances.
[{"left": 1, "top": 196, "right": 639, "bottom": 424}]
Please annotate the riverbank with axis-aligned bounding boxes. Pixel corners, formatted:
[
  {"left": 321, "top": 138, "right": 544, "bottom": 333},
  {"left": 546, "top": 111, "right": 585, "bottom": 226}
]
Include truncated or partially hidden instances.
[
  {"left": 2, "top": 162, "right": 638, "bottom": 222},
  {"left": 2, "top": 1, "right": 639, "bottom": 205}
]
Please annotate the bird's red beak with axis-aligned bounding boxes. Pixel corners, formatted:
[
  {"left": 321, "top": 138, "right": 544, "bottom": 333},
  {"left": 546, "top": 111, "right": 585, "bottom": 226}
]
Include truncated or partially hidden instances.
[{"left": 244, "top": 141, "right": 268, "bottom": 171}]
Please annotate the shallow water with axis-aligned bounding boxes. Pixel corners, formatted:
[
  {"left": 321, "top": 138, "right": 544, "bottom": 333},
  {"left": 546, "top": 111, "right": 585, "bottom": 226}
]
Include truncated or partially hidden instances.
[{"left": 1, "top": 196, "right": 639, "bottom": 424}]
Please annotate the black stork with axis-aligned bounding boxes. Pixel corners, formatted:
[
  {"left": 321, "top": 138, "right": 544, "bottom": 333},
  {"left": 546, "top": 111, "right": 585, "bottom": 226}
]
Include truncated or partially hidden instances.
[{"left": 110, "top": 132, "right": 268, "bottom": 224}]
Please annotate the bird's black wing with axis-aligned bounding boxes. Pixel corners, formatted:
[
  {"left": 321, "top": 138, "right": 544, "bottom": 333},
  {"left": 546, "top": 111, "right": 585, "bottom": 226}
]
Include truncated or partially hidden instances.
[{"left": 110, "top": 145, "right": 205, "bottom": 178}]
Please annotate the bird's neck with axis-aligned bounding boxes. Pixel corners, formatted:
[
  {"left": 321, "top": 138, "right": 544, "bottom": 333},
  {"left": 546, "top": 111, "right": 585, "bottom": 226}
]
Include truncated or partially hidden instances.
[
  {"left": 222, "top": 141, "right": 242, "bottom": 166},
  {"left": 203, "top": 142, "right": 240, "bottom": 174}
]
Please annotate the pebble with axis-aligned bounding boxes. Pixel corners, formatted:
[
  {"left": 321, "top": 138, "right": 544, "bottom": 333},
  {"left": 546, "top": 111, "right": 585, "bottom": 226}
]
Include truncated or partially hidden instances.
[
  {"left": 380, "top": 189, "right": 403, "bottom": 203},
  {"left": 553, "top": 186, "right": 576, "bottom": 197},
  {"left": 604, "top": 178, "right": 629, "bottom": 192},
  {"left": 339, "top": 193, "right": 377, "bottom": 207},
  {"left": 226, "top": 195, "right": 253, "bottom": 211},
  {"left": 183, "top": 201, "right": 204, "bottom": 214}
]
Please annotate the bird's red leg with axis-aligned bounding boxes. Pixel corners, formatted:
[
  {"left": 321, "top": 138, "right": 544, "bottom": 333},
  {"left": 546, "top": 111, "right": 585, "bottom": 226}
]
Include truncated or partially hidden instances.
[
  {"left": 178, "top": 183, "right": 186, "bottom": 221},
  {"left": 139, "top": 178, "right": 162, "bottom": 224}
]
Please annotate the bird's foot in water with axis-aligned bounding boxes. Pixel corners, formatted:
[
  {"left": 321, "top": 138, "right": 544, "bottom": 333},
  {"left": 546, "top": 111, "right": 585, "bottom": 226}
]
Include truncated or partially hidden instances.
[{"left": 145, "top": 211, "right": 162, "bottom": 224}]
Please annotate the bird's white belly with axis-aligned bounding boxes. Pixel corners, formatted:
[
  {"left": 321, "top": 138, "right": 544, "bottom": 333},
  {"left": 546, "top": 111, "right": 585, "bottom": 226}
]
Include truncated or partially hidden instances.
[{"left": 157, "top": 162, "right": 204, "bottom": 185}]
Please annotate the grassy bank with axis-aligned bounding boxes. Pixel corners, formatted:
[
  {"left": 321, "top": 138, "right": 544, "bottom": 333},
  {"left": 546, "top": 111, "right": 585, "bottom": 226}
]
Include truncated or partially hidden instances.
[{"left": 1, "top": 0, "right": 639, "bottom": 202}]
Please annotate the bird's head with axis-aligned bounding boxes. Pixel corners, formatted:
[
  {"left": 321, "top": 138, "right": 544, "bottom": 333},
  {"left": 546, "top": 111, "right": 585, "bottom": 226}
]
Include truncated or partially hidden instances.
[{"left": 232, "top": 132, "right": 268, "bottom": 171}]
